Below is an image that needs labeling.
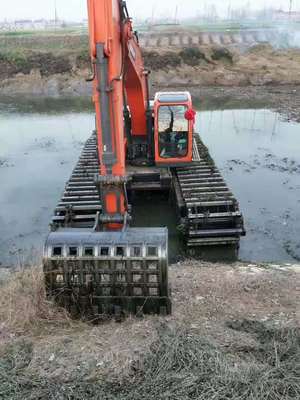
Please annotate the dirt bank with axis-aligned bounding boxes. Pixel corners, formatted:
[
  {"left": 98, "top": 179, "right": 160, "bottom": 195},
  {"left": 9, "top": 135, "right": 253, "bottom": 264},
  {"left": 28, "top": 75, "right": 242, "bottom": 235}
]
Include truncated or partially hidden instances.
[
  {"left": 1, "top": 43, "right": 300, "bottom": 94},
  {"left": 190, "top": 85, "right": 300, "bottom": 123},
  {"left": 1, "top": 41, "right": 300, "bottom": 122},
  {"left": 150, "top": 44, "right": 300, "bottom": 87},
  {"left": 0, "top": 262, "right": 299, "bottom": 399}
]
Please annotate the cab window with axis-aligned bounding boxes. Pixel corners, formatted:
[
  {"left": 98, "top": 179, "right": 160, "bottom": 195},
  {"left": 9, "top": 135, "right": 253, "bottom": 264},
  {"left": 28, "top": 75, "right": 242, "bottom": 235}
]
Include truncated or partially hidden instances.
[{"left": 158, "top": 105, "right": 188, "bottom": 159}]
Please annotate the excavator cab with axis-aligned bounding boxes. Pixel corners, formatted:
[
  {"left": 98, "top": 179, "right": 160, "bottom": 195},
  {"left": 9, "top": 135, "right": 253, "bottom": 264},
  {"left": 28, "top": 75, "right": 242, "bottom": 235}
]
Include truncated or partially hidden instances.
[{"left": 154, "top": 92, "right": 194, "bottom": 166}]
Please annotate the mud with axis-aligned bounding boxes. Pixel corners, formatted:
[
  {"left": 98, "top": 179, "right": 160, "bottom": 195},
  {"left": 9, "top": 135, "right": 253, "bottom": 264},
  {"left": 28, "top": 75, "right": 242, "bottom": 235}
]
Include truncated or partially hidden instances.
[
  {"left": 226, "top": 153, "right": 300, "bottom": 175},
  {"left": 190, "top": 85, "right": 300, "bottom": 124}
]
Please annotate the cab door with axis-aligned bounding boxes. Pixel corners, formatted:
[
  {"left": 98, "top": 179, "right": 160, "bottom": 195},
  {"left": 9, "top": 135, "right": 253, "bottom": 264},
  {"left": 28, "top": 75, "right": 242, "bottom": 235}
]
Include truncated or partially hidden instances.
[{"left": 154, "top": 92, "right": 194, "bottom": 166}]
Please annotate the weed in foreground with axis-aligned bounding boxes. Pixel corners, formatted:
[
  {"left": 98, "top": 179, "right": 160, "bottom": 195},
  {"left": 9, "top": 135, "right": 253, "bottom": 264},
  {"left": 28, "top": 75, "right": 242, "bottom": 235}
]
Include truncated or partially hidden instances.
[
  {"left": 0, "top": 266, "right": 70, "bottom": 336},
  {"left": 0, "top": 321, "right": 299, "bottom": 400}
]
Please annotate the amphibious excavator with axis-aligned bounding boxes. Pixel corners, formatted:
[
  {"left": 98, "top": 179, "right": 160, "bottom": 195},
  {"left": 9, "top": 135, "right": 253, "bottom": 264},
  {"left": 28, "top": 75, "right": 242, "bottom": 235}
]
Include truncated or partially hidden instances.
[{"left": 43, "top": 0, "right": 245, "bottom": 317}]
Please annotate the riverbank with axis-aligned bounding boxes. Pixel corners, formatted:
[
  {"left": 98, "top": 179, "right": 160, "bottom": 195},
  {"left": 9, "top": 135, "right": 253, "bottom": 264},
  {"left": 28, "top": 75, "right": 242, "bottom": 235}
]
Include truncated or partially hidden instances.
[
  {"left": 1, "top": 38, "right": 300, "bottom": 122},
  {"left": 1, "top": 33, "right": 300, "bottom": 89},
  {"left": 1, "top": 45, "right": 300, "bottom": 95},
  {"left": 190, "top": 85, "right": 300, "bottom": 123},
  {"left": 1, "top": 82, "right": 299, "bottom": 124},
  {"left": 0, "top": 261, "right": 299, "bottom": 399}
]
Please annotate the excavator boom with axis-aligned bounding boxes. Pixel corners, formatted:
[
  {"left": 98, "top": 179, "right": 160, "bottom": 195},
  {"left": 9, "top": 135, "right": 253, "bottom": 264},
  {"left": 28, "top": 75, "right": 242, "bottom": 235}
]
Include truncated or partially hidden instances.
[
  {"left": 43, "top": 0, "right": 171, "bottom": 318},
  {"left": 88, "top": 0, "right": 127, "bottom": 229}
]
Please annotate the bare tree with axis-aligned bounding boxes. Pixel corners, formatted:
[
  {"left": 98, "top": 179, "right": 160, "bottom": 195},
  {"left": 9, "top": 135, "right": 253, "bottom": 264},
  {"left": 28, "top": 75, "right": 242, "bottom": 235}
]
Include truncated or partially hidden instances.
[{"left": 289, "top": 0, "right": 293, "bottom": 18}]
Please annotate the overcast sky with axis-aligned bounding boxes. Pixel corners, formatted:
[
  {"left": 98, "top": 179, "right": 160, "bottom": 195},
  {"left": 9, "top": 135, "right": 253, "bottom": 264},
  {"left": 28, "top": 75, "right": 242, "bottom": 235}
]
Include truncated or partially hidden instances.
[{"left": 0, "top": 0, "right": 299, "bottom": 21}]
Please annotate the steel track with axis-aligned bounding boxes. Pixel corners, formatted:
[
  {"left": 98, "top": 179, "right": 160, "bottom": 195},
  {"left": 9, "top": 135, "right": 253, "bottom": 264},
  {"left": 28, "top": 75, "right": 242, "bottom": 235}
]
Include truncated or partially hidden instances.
[
  {"left": 51, "top": 132, "right": 245, "bottom": 250},
  {"left": 173, "top": 135, "right": 245, "bottom": 249}
]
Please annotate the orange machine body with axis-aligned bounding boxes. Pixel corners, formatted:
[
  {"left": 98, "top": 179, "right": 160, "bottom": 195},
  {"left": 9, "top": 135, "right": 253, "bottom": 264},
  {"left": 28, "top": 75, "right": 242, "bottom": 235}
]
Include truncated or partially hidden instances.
[
  {"left": 122, "top": 20, "right": 149, "bottom": 136},
  {"left": 87, "top": 0, "right": 194, "bottom": 230},
  {"left": 87, "top": 0, "right": 127, "bottom": 230},
  {"left": 87, "top": 0, "right": 125, "bottom": 177}
]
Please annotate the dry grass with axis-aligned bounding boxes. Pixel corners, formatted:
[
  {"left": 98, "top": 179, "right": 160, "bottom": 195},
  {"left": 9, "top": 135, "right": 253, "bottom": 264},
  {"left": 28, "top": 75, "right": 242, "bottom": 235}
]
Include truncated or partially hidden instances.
[
  {"left": 0, "top": 262, "right": 299, "bottom": 399},
  {"left": 0, "top": 322, "right": 299, "bottom": 400},
  {"left": 0, "top": 266, "right": 70, "bottom": 337}
]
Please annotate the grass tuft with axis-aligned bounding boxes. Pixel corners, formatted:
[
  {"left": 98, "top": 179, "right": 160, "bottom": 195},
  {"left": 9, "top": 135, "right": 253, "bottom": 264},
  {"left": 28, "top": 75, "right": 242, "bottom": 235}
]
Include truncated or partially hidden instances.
[{"left": 0, "top": 266, "right": 69, "bottom": 336}]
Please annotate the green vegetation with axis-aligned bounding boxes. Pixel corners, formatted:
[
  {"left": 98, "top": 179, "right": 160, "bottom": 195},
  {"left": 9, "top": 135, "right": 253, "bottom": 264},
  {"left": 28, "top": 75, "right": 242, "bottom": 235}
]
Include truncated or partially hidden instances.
[
  {"left": 0, "top": 32, "right": 88, "bottom": 54},
  {"left": 0, "top": 30, "right": 37, "bottom": 37},
  {"left": 179, "top": 48, "right": 208, "bottom": 66},
  {"left": 182, "top": 21, "right": 276, "bottom": 32},
  {"left": 0, "top": 27, "right": 88, "bottom": 38},
  {"left": 0, "top": 51, "right": 27, "bottom": 67},
  {"left": 0, "top": 49, "right": 73, "bottom": 78},
  {"left": 143, "top": 50, "right": 181, "bottom": 70}
]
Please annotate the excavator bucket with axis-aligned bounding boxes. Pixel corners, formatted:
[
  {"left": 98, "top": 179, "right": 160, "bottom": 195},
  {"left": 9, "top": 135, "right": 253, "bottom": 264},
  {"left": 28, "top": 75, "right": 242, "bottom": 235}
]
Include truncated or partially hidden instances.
[{"left": 43, "top": 227, "right": 171, "bottom": 318}]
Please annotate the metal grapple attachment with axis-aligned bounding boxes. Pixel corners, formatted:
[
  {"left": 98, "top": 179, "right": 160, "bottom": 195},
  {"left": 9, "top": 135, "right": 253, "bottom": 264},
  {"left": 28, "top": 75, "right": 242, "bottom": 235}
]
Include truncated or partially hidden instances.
[{"left": 43, "top": 227, "right": 171, "bottom": 318}]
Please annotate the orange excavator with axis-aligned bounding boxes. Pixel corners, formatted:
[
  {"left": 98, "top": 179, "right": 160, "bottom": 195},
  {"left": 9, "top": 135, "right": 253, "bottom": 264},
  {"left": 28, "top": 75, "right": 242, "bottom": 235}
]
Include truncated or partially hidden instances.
[{"left": 43, "top": 0, "right": 245, "bottom": 317}]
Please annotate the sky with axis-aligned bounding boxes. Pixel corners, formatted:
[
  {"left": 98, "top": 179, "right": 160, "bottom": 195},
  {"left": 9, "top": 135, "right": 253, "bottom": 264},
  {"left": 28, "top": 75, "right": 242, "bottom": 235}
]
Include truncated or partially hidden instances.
[{"left": 0, "top": 0, "right": 299, "bottom": 21}]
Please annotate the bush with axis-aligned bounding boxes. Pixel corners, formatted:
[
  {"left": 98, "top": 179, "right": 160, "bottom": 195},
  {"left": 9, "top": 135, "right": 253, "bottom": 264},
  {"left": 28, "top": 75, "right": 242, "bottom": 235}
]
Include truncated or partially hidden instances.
[
  {"left": 0, "top": 267, "right": 69, "bottom": 335},
  {"left": 143, "top": 50, "right": 181, "bottom": 70},
  {"left": 0, "top": 51, "right": 72, "bottom": 78},
  {"left": 179, "top": 47, "right": 207, "bottom": 66},
  {"left": 211, "top": 47, "right": 234, "bottom": 64}
]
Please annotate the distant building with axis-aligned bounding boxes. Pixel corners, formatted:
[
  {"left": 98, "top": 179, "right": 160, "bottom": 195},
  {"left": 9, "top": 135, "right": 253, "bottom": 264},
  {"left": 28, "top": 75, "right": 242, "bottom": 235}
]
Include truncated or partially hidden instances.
[
  {"left": 273, "top": 10, "right": 300, "bottom": 22},
  {"left": 47, "top": 19, "right": 61, "bottom": 28},
  {"left": 33, "top": 19, "right": 47, "bottom": 30},
  {"left": 0, "top": 18, "right": 84, "bottom": 32},
  {"left": 14, "top": 19, "right": 34, "bottom": 30},
  {"left": 64, "top": 21, "right": 84, "bottom": 28},
  {"left": 0, "top": 21, "right": 10, "bottom": 31}
]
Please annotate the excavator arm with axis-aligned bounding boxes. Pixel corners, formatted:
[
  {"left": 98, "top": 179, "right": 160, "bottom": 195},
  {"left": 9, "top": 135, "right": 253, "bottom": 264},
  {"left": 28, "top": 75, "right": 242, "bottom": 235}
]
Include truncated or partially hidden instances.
[
  {"left": 87, "top": 0, "right": 127, "bottom": 229},
  {"left": 87, "top": 0, "right": 152, "bottom": 229},
  {"left": 43, "top": 0, "right": 171, "bottom": 318}
]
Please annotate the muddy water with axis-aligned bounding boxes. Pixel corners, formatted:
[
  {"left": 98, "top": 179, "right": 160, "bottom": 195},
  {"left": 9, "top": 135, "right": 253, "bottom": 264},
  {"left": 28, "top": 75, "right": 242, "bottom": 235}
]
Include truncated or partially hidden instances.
[
  {"left": 0, "top": 98, "right": 93, "bottom": 266},
  {"left": 0, "top": 97, "right": 300, "bottom": 266},
  {"left": 197, "top": 109, "right": 300, "bottom": 263}
]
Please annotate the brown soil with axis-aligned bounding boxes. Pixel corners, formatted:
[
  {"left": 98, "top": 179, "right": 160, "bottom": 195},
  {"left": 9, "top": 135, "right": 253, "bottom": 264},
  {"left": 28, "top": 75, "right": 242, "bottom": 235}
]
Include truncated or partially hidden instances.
[
  {"left": 189, "top": 85, "right": 300, "bottom": 123},
  {"left": 0, "top": 52, "right": 72, "bottom": 79},
  {"left": 1, "top": 43, "right": 300, "bottom": 93},
  {"left": 148, "top": 44, "right": 300, "bottom": 87}
]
